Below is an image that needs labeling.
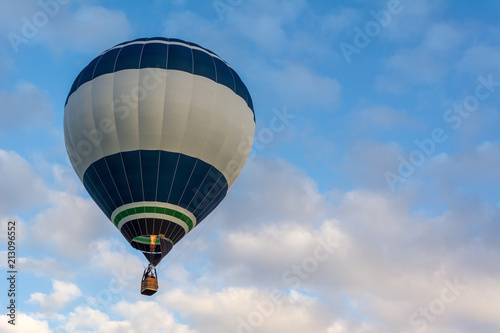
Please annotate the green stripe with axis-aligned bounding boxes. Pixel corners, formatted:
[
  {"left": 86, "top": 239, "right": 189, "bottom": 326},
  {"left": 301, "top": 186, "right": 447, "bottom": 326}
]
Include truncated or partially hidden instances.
[
  {"left": 133, "top": 236, "right": 174, "bottom": 245},
  {"left": 113, "top": 206, "right": 194, "bottom": 230}
]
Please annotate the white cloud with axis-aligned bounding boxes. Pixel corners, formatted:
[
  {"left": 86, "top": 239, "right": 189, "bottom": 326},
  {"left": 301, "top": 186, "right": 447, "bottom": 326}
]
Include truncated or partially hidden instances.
[
  {"left": 375, "top": 21, "right": 463, "bottom": 93},
  {"left": 164, "top": 157, "right": 499, "bottom": 332},
  {"left": 268, "top": 62, "right": 342, "bottom": 110},
  {"left": 162, "top": 286, "right": 329, "bottom": 333},
  {"left": 57, "top": 305, "right": 127, "bottom": 333},
  {"left": 4, "top": 156, "right": 497, "bottom": 332},
  {"left": 85, "top": 238, "right": 143, "bottom": 295},
  {"left": 0, "top": 150, "right": 49, "bottom": 215},
  {"left": 223, "top": 0, "right": 308, "bottom": 53},
  {"left": 384, "top": 0, "right": 443, "bottom": 42},
  {"left": 28, "top": 279, "right": 82, "bottom": 313},
  {"left": 0, "top": 2, "right": 131, "bottom": 55},
  {"left": 0, "top": 150, "right": 117, "bottom": 260},
  {"left": 31, "top": 156, "right": 83, "bottom": 196},
  {"left": 208, "top": 219, "right": 347, "bottom": 287},
  {"left": 0, "top": 1, "right": 41, "bottom": 35},
  {"left": 375, "top": 48, "right": 447, "bottom": 93},
  {"left": 232, "top": 13, "right": 288, "bottom": 53},
  {"left": 0, "top": 312, "right": 51, "bottom": 333},
  {"left": 421, "top": 22, "right": 463, "bottom": 53},
  {"left": 216, "top": 157, "right": 327, "bottom": 231},
  {"left": 113, "top": 301, "right": 196, "bottom": 333},
  {"left": 1, "top": 2, "right": 499, "bottom": 332},
  {"left": 433, "top": 141, "right": 500, "bottom": 179},
  {"left": 458, "top": 45, "right": 500, "bottom": 75},
  {"left": 353, "top": 105, "right": 412, "bottom": 130},
  {"left": 58, "top": 302, "right": 196, "bottom": 333},
  {"left": 39, "top": 5, "right": 132, "bottom": 55},
  {"left": 339, "top": 140, "right": 403, "bottom": 190},
  {"left": 322, "top": 8, "right": 361, "bottom": 36},
  {"left": 422, "top": 141, "right": 500, "bottom": 203},
  {"left": 19, "top": 256, "right": 74, "bottom": 279},
  {"left": 29, "top": 190, "right": 113, "bottom": 259},
  {"left": 88, "top": 239, "right": 142, "bottom": 274},
  {"left": 161, "top": 3, "right": 341, "bottom": 111}
]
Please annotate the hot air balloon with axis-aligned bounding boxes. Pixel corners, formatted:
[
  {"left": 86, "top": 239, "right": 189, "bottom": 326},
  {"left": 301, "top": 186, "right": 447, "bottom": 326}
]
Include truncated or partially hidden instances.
[{"left": 64, "top": 37, "right": 255, "bottom": 295}]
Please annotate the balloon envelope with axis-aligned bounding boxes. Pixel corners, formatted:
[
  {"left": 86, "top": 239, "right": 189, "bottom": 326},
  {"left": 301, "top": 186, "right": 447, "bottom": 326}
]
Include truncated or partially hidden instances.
[{"left": 64, "top": 37, "right": 255, "bottom": 265}]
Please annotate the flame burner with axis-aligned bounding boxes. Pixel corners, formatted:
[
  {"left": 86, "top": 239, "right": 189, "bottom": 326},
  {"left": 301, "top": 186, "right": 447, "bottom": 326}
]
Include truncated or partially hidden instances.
[{"left": 149, "top": 235, "right": 157, "bottom": 253}]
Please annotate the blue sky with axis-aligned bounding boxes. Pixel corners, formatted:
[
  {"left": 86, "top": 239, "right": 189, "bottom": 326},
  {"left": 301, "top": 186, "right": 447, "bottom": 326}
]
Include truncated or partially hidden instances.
[{"left": 1, "top": 0, "right": 499, "bottom": 332}]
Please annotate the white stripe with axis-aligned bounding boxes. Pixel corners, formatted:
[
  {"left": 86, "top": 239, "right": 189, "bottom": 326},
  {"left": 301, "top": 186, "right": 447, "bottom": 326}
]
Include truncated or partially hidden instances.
[
  {"left": 65, "top": 69, "right": 255, "bottom": 187},
  {"left": 111, "top": 201, "right": 197, "bottom": 229},
  {"left": 117, "top": 212, "right": 189, "bottom": 234}
]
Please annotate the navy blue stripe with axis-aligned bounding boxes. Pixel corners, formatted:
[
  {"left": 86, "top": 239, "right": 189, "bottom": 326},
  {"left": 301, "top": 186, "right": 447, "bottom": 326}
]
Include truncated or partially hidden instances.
[
  {"left": 94, "top": 48, "right": 121, "bottom": 78},
  {"left": 141, "top": 150, "right": 160, "bottom": 202},
  {"left": 140, "top": 42, "right": 167, "bottom": 69},
  {"left": 65, "top": 37, "right": 255, "bottom": 119},
  {"left": 121, "top": 151, "right": 143, "bottom": 202},
  {"left": 82, "top": 150, "right": 228, "bottom": 225}
]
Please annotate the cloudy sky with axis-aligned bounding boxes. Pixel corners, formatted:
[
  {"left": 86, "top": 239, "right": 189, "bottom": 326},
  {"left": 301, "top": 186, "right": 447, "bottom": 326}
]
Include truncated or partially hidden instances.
[{"left": 1, "top": 0, "right": 499, "bottom": 332}]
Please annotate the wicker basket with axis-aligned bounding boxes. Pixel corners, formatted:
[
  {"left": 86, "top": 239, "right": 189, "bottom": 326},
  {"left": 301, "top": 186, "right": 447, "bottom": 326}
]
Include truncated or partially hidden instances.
[{"left": 141, "top": 276, "right": 158, "bottom": 296}]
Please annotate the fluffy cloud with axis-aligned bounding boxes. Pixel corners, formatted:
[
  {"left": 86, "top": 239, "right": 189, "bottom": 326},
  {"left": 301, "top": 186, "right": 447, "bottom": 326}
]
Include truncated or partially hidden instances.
[
  {"left": 352, "top": 105, "right": 413, "bottom": 131},
  {"left": 58, "top": 306, "right": 120, "bottom": 332},
  {"left": 39, "top": 5, "right": 132, "bottom": 55},
  {"left": 0, "top": 149, "right": 113, "bottom": 259},
  {"left": 215, "top": 157, "right": 327, "bottom": 231},
  {"left": 161, "top": 2, "right": 341, "bottom": 111},
  {"left": 28, "top": 279, "right": 82, "bottom": 313},
  {"left": 4, "top": 156, "right": 498, "bottom": 332},
  {"left": 1, "top": 2, "right": 499, "bottom": 332},
  {"left": 1, "top": 2, "right": 131, "bottom": 55},
  {"left": 206, "top": 220, "right": 346, "bottom": 289},
  {"left": 0, "top": 312, "right": 51, "bottom": 333},
  {"left": 162, "top": 286, "right": 330, "bottom": 333},
  {"left": 19, "top": 256, "right": 74, "bottom": 279},
  {"left": 87, "top": 239, "right": 143, "bottom": 278},
  {"left": 375, "top": 21, "right": 463, "bottom": 93},
  {"left": 266, "top": 62, "right": 341, "bottom": 111},
  {"left": 339, "top": 140, "right": 403, "bottom": 190},
  {"left": 384, "top": 0, "right": 444, "bottom": 42},
  {"left": 458, "top": 45, "right": 500, "bottom": 76},
  {"left": 321, "top": 7, "right": 361, "bottom": 36},
  {"left": 155, "top": 157, "right": 499, "bottom": 332},
  {"left": 224, "top": 0, "right": 308, "bottom": 53},
  {"left": 0, "top": 150, "right": 49, "bottom": 215},
  {"left": 58, "top": 302, "right": 195, "bottom": 333},
  {"left": 420, "top": 22, "right": 463, "bottom": 53},
  {"left": 29, "top": 190, "right": 113, "bottom": 259},
  {"left": 421, "top": 141, "right": 500, "bottom": 206}
]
